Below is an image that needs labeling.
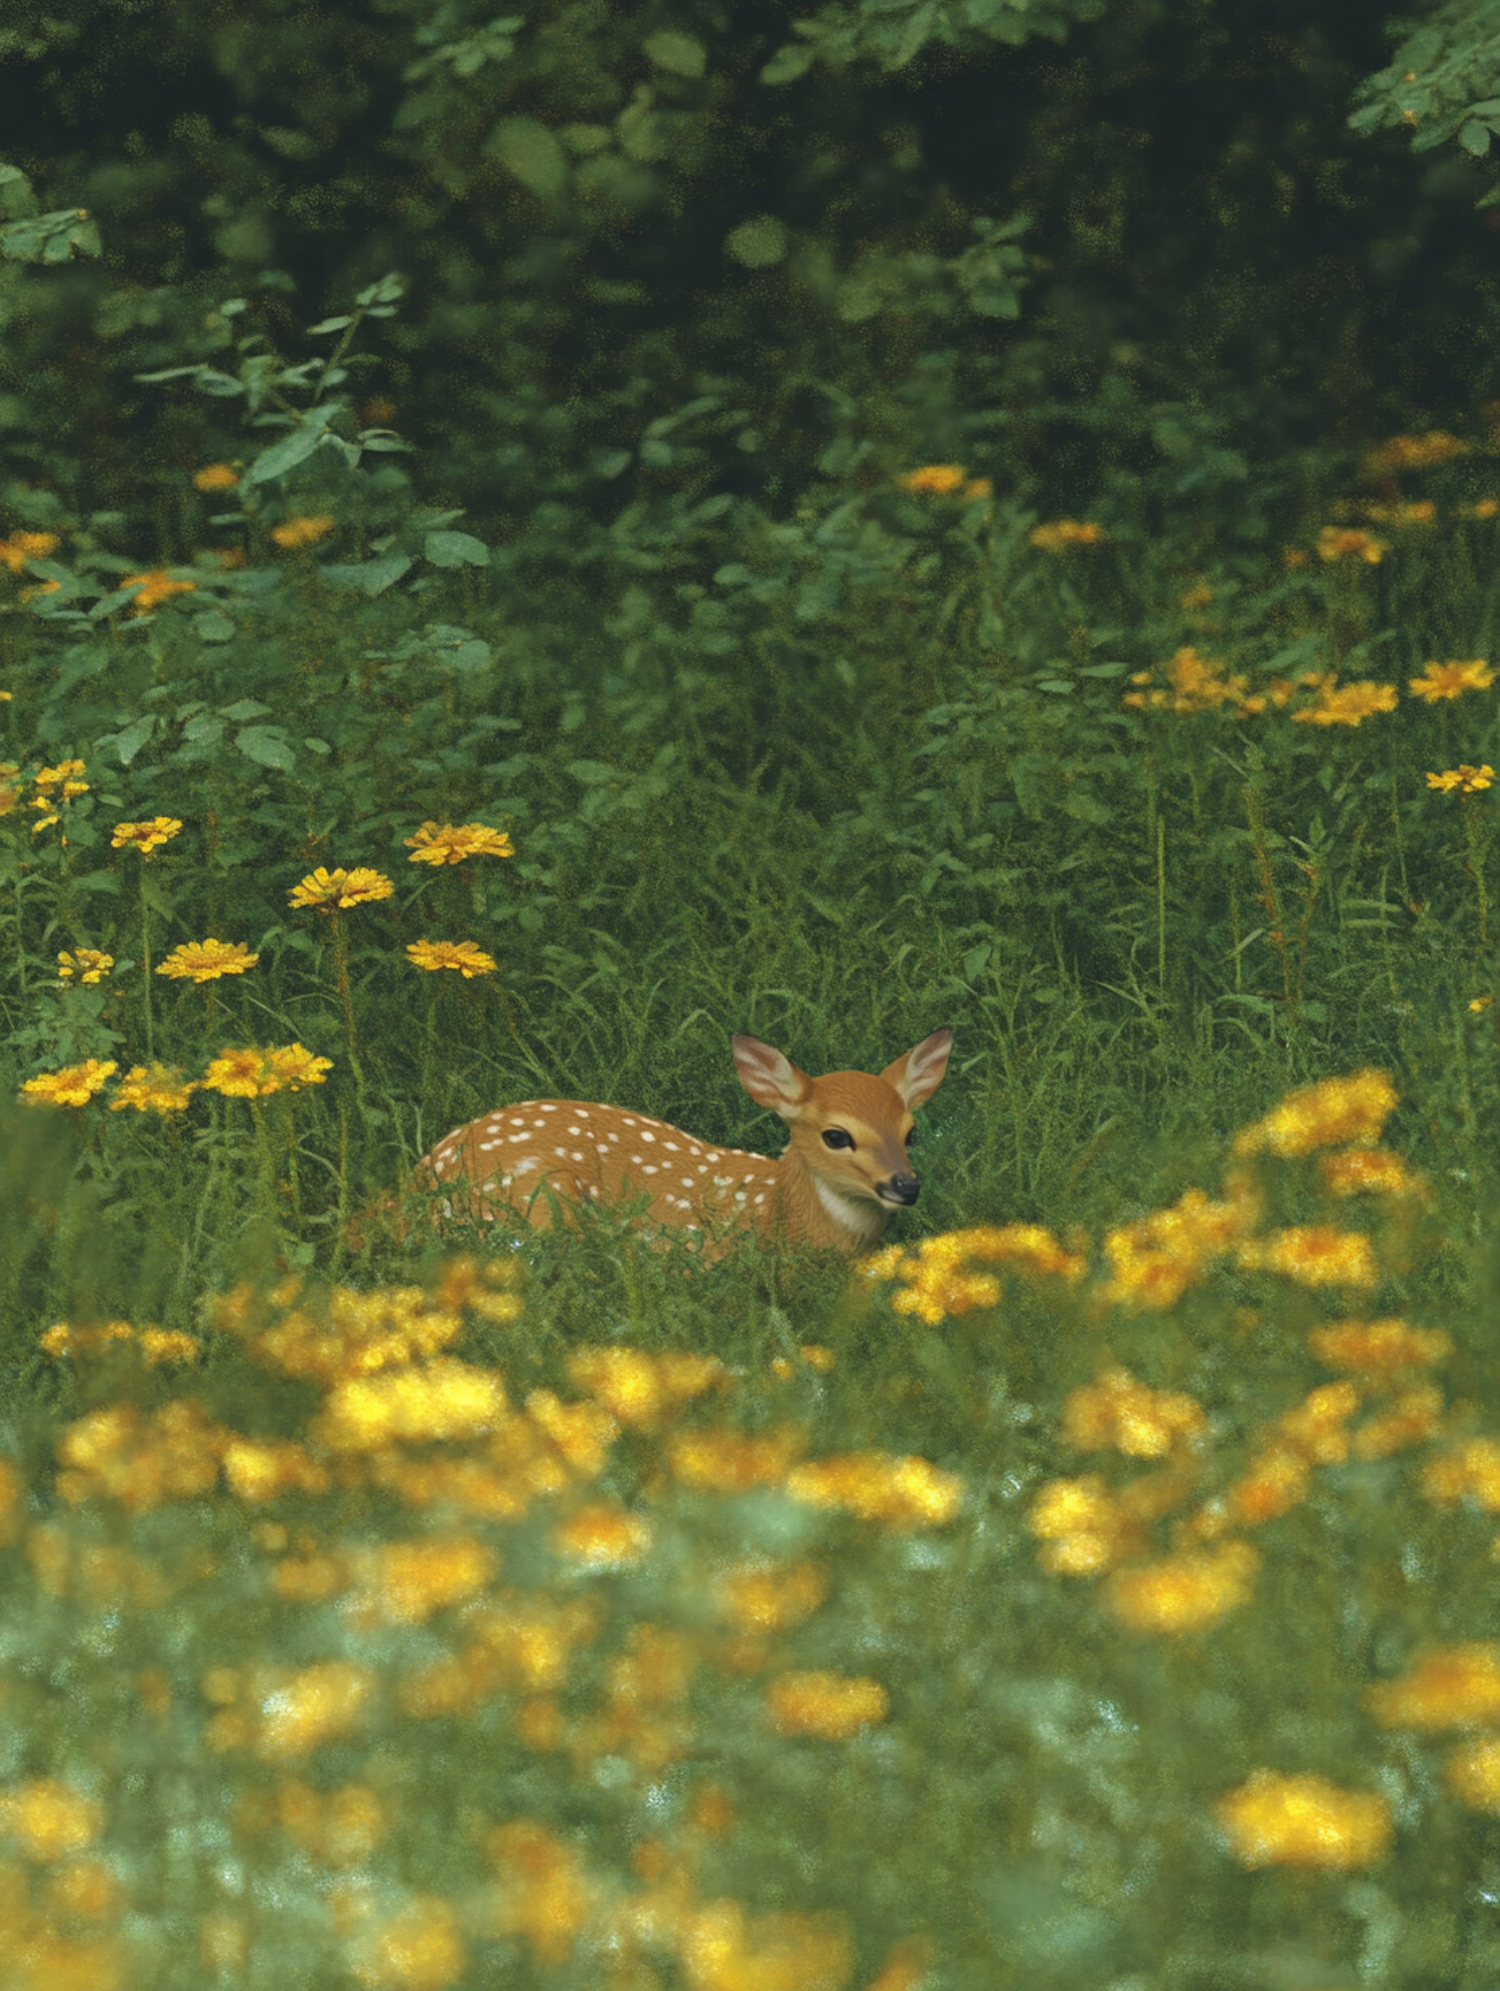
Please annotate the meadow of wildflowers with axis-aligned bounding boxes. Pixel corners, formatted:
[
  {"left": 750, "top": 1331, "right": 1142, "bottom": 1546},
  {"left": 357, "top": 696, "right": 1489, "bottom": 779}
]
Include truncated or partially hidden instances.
[{"left": 2, "top": 276, "right": 1500, "bottom": 1985}]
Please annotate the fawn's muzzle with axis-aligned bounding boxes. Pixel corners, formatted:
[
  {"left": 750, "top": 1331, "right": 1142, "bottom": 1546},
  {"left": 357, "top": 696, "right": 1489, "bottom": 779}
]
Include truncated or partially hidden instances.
[{"left": 882, "top": 1173, "right": 920, "bottom": 1205}]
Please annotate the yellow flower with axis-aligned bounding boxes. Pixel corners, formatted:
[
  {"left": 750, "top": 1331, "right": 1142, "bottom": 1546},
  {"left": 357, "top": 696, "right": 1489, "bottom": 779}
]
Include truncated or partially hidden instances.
[
  {"left": 668, "top": 1426, "right": 806, "bottom": 1493},
  {"left": 784, "top": 1450, "right": 963, "bottom": 1528},
  {"left": 1315, "top": 526, "right": 1384, "bottom": 564},
  {"left": 404, "top": 821, "right": 516, "bottom": 865},
  {"left": 1446, "top": 1739, "right": 1500, "bottom": 1812},
  {"left": 1472, "top": 995, "right": 1494, "bottom": 1013},
  {"left": 567, "top": 1347, "right": 724, "bottom": 1428},
  {"left": 288, "top": 865, "right": 395, "bottom": 911},
  {"left": 898, "top": 464, "right": 966, "bottom": 494},
  {"left": 1366, "top": 431, "right": 1466, "bottom": 474},
  {"left": 121, "top": 568, "right": 197, "bottom": 613},
  {"left": 256, "top": 1661, "right": 374, "bottom": 1760},
  {"left": 353, "top": 1895, "right": 466, "bottom": 1989},
  {"left": 110, "top": 1063, "right": 197, "bottom": 1113},
  {"left": 874, "top": 1223, "right": 1085, "bottom": 1323},
  {"left": 1106, "top": 1541, "right": 1261, "bottom": 1636},
  {"left": 112, "top": 816, "right": 183, "bottom": 856},
  {"left": 1062, "top": 1368, "right": 1207, "bottom": 1458},
  {"left": 1423, "top": 1436, "right": 1500, "bottom": 1512},
  {"left": 1427, "top": 763, "right": 1495, "bottom": 795},
  {"left": 193, "top": 463, "right": 239, "bottom": 490},
  {"left": 551, "top": 1501, "right": 651, "bottom": 1569},
  {"left": 1317, "top": 1147, "right": 1426, "bottom": 1198},
  {"left": 0, "top": 1779, "right": 104, "bottom": 1860},
  {"left": 351, "top": 1536, "right": 497, "bottom": 1626},
  {"left": 1307, "top": 1319, "right": 1451, "bottom": 1376},
  {"left": 1099, "top": 1184, "right": 1259, "bottom": 1310},
  {"left": 0, "top": 529, "right": 61, "bottom": 572},
  {"left": 767, "top": 1670, "right": 888, "bottom": 1738},
  {"left": 1366, "top": 1645, "right": 1500, "bottom": 1731},
  {"left": 1214, "top": 1771, "right": 1391, "bottom": 1870},
  {"left": 34, "top": 758, "right": 87, "bottom": 790},
  {"left": 1233, "top": 1069, "right": 1397, "bottom": 1157},
  {"left": 1238, "top": 1225, "right": 1378, "bottom": 1289},
  {"left": 1409, "top": 658, "right": 1494, "bottom": 701},
  {"left": 156, "top": 938, "right": 260, "bottom": 982},
  {"left": 406, "top": 940, "right": 499, "bottom": 978},
  {"left": 1293, "top": 677, "right": 1398, "bottom": 727},
  {"left": 21, "top": 1059, "right": 117, "bottom": 1107},
  {"left": 269, "top": 514, "right": 335, "bottom": 549},
  {"left": 964, "top": 477, "right": 993, "bottom": 500},
  {"left": 264, "top": 1043, "right": 333, "bottom": 1091},
  {"left": 1029, "top": 518, "right": 1106, "bottom": 551},
  {"left": 201, "top": 1048, "right": 277, "bottom": 1098},
  {"left": 714, "top": 1561, "right": 827, "bottom": 1634},
  {"left": 314, "top": 1359, "right": 507, "bottom": 1451},
  {"left": 57, "top": 948, "right": 114, "bottom": 984}
]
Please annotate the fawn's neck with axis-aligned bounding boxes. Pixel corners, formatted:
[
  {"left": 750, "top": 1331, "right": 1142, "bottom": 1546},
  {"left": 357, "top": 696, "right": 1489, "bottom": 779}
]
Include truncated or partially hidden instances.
[{"left": 770, "top": 1147, "right": 891, "bottom": 1252}]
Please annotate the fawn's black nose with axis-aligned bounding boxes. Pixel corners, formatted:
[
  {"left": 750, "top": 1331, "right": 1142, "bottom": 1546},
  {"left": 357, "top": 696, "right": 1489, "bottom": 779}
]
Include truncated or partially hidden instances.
[{"left": 884, "top": 1173, "right": 920, "bottom": 1205}]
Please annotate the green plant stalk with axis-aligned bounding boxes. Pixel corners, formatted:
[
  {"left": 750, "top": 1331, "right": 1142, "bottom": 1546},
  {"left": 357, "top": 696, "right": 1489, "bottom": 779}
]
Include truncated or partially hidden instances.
[
  {"left": 1157, "top": 812, "right": 1167, "bottom": 1003},
  {"left": 1461, "top": 794, "right": 1490, "bottom": 950},
  {"left": 249, "top": 1095, "right": 278, "bottom": 1223},
  {"left": 1244, "top": 784, "right": 1293, "bottom": 1011},
  {"left": 139, "top": 866, "right": 154, "bottom": 1062},
  {"left": 330, "top": 911, "right": 367, "bottom": 1097}
]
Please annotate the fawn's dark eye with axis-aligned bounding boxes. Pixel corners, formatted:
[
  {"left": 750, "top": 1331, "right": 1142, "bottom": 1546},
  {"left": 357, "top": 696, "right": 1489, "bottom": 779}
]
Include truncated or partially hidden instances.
[{"left": 822, "top": 1128, "right": 855, "bottom": 1150}]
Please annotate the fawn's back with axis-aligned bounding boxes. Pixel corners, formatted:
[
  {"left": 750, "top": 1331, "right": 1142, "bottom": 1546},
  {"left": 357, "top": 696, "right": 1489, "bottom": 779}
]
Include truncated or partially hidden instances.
[{"left": 417, "top": 1029, "right": 953, "bottom": 1255}]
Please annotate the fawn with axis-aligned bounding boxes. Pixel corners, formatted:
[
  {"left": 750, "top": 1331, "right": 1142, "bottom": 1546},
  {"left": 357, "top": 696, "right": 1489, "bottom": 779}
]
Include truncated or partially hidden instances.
[{"left": 417, "top": 1029, "right": 953, "bottom": 1255}]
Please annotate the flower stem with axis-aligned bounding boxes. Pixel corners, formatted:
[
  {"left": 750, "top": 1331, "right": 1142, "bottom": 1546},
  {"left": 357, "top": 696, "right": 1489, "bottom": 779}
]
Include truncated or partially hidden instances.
[{"left": 140, "top": 869, "right": 154, "bottom": 1061}]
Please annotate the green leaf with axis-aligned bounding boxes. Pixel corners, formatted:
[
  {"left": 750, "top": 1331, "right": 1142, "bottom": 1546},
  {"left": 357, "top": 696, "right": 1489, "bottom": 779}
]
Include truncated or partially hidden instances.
[
  {"left": 760, "top": 41, "right": 816, "bottom": 84},
  {"left": 247, "top": 424, "right": 326, "bottom": 484},
  {"left": 319, "top": 554, "right": 413, "bottom": 596},
  {"left": 486, "top": 117, "right": 569, "bottom": 199},
  {"left": 220, "top": 699, "right": 272, "bottom": 721},
  {"left": 1461, "top": 120, "right": 1492, "bottom": 156},
  {"left": 643, "top": 30, "right": 706, "bottom": 77},
  {"left": 234, "top": 726, "right": 297, "bottom": 772},
  {"left": 423, "top": 530, "right": 491, "bottom": 569},
  {"left": 113, "top": 715, "right": 156, "bottom": 765},
  {"left": 725, "top": 216, "right": 788, "bottom": 268},
  {"left": 192, "top": 612, "right": 237, "bottom": 644}
]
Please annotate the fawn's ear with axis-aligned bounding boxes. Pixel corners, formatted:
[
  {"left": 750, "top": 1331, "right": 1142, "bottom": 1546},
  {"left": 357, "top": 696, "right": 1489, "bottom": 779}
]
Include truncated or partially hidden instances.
[
  {"left": 882, "top": 1028, "right": 954, "bottom": 1110},
  {"left": 732, "top": 1035, "right": 812, "bottom": 1120}
]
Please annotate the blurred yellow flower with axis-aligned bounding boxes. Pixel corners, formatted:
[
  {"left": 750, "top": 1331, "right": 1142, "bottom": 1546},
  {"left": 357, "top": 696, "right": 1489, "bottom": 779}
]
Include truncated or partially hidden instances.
[
  {"left": 1367, "top": 1645, "right": 1500, "bottom": 1731},
  {"left": 0, "top": 1779, "right": 104, "bottom": 1860},
  {"left": 1307, "top": 1319, "right": 1451, "bottom": 1375},
  {"left": 552, "top": 1501, "right": 651, "bottom": 1569},
  {"left": 257, "top": 1661, "right": 374, "bottom": 1760},
  {"left": 1106, "top": 1541, "right": 1261, "bottom": 1635},
  {"left": 112, "top": 816, "right": 182, "bottom": 856},
  {"left": 1234, "top": 1069, "right": 1397, "bottom": 1157},
  {"left": 157, "top": 938, "right": 260, "bottom": 982},
  {"left": 1215, "top": 1771, "right": 1391, "bottom": 1870},
  {"left": 121, "top": 568, "right": 197, "bottom": 613},
  {"left": 289, "top": 865, "right": 395, "bottom": 910},
  {"left": 270, "top": 514, "right": 335, "bottom": 549},
  {"left": 1366, "top": 431, "right": 1466, "bottom": 474},
  {"left": 1293, "top": 677, "right": 1398, "bottom": 727},
  {"left": 57, "top": 948, "right": 113, "bottom": 984},
  {"left": 567, "top": 1347, "right": 724, "bottom": 1428},
  {"left": 1446, "top": 1739, "right": 1500, "bottom": 1812},
  {"left": 899, "top": 464, "right": 966, "bottom": 493},
  {"left": 1237, "top": 1225, "right": 1379, "bottom": 1288},
  {"left": 1062, "top": 1368, "right": 1207, "bottom": 1458},
  {"left": 767, "top": 1670, "right": 888, "bottom": 1738},
  {"left": 1409, "top": 658, "right": 1494, "bottom": 701},
  {"left": 21, "top": 1059, "right": 117, "bottom": 1107},
  {"left": 1316, "top": 1147, "right": 1426, "bottom": 1198},
  {"left": 1315, "top": 526, "right": 1384, "bottom": 564},
  {"left": 784, "top": 1450, "right": 963, "bottom": 1529},
  {"left": 1424, "top": 1436, "right": 1500, "bottom": 1512},
  {"left": 406, "top": 940, "right": 498, "bottom": 978},
  {"left": 110, "top": 1064, "right": 197, "bottom": 1113},
  {"left": 1427, "top": 763, "right": 1495, "bottom": 794},
  {"left": 193, "top": 463, "right": 239, "bottom": 490},
  {"left": 403, "top": 821, "right": 515, "bottom": 865},
  {"left": 0, "top": 529, "right": 61, "bottom": 571},
  {"left": 1029, "top": 518, "right": 1106, "bottom": 550}
]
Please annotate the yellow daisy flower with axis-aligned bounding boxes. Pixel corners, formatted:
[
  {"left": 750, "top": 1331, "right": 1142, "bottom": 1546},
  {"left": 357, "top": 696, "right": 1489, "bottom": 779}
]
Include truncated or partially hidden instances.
[
  {"left": 264, "top": 1044, "right": 333, "bottom": 1091},
  {"left": 403, "top": 821, "right": 516, "bottom": 866},
  {"left": 406, "top": 940, "right": 498, "bottom": 978},
  {"left": 1029, "top": 519, "right": 1106, "bottom": 551},
  {"left": 110, "top": 1064, "right": 197, "bottom": 1113},
  {"left": 0, "top": 530, "right": 61, "bottom": 572},
  {"left": 112, "top": 817, "right": 183, "bottom": 856},
  {"left": 898, "top": 464, "right": 966, "bottom": 494},
  {"left": 156, "top": 939, "right": 260, "bottom": 983},
  {"left": 1409, "top": 659, "right": 1494, "bottom": 702},
  {"left": 121, "top": 570, "right": 197, "bottom": 614},
  {"left": 288, "top": 866, "right": 395, "bottom": 911},
  {"left": 193, "top": 463, "right": 239, "bottom": 491},
  {"left": 21, "top": 1060, "right": 118, "bottom": 1107},
  {"left": 1315, "top": 526, "right": 1384, "bottom": 564}
]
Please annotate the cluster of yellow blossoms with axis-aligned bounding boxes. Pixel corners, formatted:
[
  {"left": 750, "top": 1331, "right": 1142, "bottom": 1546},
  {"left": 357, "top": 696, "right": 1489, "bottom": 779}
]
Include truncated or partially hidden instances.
[
  {"left": 21, "top": 1044, "right": 331, "bottom": 1111},
  {"left": 1, "top": 1258, "right": 964, "bottom": 1989},
  {"left": 1122, "top": 646, "right": 1492, "bottom": 734}
]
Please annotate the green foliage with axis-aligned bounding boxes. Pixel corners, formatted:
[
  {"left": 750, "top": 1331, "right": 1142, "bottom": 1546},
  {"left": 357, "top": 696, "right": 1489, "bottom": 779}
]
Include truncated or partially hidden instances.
[{"left": 1351, "top": 0, "right": 1500, "bottom": 196}]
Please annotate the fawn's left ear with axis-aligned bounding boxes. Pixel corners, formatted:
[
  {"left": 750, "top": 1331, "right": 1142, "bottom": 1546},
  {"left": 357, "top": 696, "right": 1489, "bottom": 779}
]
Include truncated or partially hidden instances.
[{"left": 883, "top": 1028, "right": 954, "bottom": 1110}]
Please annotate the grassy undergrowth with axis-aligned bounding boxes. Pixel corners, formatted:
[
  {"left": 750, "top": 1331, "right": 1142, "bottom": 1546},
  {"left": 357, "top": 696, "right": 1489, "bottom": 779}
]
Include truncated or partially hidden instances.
[{"left": 3, "top": 291, "right": 1500, "bottom": 1986}]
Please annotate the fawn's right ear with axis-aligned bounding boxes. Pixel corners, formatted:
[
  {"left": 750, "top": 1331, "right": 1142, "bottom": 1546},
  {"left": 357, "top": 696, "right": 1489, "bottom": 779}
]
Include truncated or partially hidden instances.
[{"left": 732, "top": 1035, "right": 812, "bottom": 1119}]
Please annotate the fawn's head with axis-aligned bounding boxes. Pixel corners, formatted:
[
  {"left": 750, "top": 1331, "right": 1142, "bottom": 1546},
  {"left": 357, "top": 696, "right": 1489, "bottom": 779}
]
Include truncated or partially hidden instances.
[{"left": 731, "top": 1029, "right": 953, "bottom": 1216}]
